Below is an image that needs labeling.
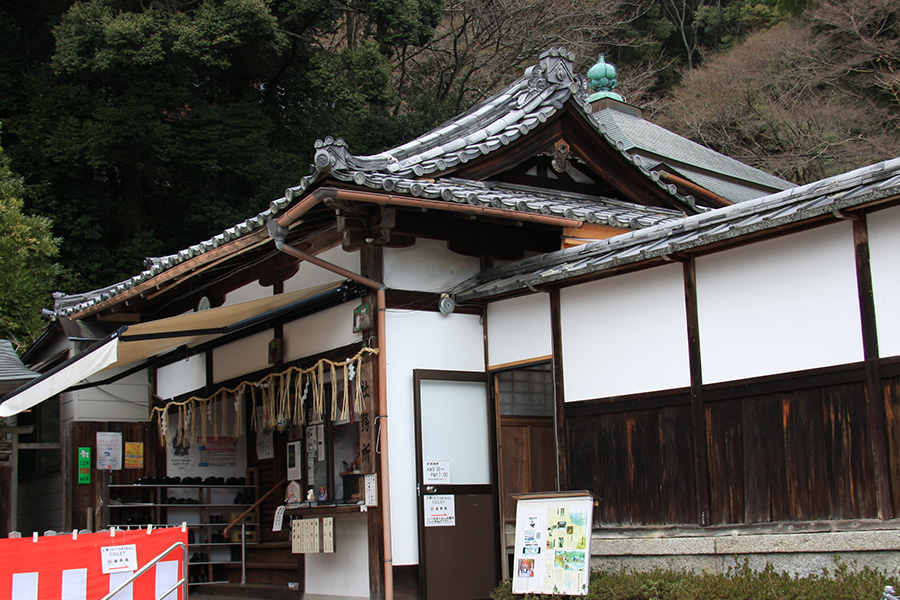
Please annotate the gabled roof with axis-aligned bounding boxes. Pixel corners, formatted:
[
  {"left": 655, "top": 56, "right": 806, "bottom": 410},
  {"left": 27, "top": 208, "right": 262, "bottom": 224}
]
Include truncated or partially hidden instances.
[
  {"left": 294, "top": 48, "right": 793, "bottom": 209},
  {"left": 453, "top": 157, "right": 900, "bottom": 301},
  {"left": 593, "top": 107, "right": 792, "bottom": 202},
  {"left": 51, "top": 47, "right": 794, "bottom": 319}
]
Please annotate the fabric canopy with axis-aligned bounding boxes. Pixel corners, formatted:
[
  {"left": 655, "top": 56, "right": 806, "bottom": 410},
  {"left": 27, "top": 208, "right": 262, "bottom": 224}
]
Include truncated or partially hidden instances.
[{"left": 0, "top": 282, "right": 353, "bottom": 417}]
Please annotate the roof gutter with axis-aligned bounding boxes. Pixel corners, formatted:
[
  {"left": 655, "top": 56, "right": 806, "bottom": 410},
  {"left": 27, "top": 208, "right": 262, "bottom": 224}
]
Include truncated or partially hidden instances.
[
  {"left": 276, "top": 187, "right": 584, "bottom": 229},
  {"left": 268, "top": 209, "right": 395, "bottom": 600}
]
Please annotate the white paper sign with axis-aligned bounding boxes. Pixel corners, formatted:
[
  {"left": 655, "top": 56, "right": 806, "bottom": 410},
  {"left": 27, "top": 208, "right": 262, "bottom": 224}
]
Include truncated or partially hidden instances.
[
  {"left": 424, "top": 494, "right": 456, "bottom": 527},
  {"left": 101, "top": 544, "right": 138, "bottom": 574},
  {"left": 424, "top": 460, "right": 451, "bottom": 483},
  {"left": 273, "top": 505, "right": 286, "bottom": 532},
  {"left": 96, "top": 432, "right": 123, "bottom": 470}
]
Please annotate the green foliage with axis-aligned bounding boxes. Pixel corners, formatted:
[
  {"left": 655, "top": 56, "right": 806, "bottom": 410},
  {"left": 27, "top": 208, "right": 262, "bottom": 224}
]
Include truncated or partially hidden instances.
[
  {"left": 491, "top": 561, "right": 890, "bottom": 600},
  {"left": 0, "top": 137, "right": 60, "bottom": 349}
]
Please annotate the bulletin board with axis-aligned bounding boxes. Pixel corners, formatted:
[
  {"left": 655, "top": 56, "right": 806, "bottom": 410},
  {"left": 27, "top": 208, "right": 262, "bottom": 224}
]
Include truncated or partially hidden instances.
[{"left": 511, "top": 491, "right": 596, "bottom": 596}]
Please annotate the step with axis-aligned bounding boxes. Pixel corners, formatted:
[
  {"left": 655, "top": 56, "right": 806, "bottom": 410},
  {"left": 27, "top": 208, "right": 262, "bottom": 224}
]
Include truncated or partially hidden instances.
[{"left": 189, "top": 582, "right": 301, "bottom": 600}]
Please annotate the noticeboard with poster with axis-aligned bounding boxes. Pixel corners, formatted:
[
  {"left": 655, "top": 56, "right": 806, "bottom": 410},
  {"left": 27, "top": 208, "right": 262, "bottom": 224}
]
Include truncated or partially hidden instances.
[{"left": 512, "top": 491, "right": 597, "bottom": 596}]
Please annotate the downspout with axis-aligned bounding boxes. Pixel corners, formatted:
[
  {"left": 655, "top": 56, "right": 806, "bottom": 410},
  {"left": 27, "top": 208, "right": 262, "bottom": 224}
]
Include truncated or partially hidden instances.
[{"left": 268, "top": 217, "right": 394, "bottom": 600}]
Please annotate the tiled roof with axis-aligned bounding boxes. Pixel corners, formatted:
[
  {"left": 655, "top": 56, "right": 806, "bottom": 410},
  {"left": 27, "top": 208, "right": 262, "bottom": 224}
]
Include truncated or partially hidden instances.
[
  {"left": 52, "top": 47, "right": 793, "bottom": 317},
  {"left": 291, "top": 47, "right": 792, "bottom": 208},
  {"left": 52, "top": 210, "right": 276, "bottom": 316},
  {"left": 453, "top": 157, "right": 900, "bottom": 301},
  {"left": 592, "top": 108, "right": 792, "bottom": 199},
  {"left": 0, "top": 339, "right": 38, "bottom": 388}
]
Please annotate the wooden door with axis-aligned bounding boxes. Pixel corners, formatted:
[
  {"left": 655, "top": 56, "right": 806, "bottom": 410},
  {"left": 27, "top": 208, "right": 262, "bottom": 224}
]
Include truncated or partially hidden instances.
[{"left": 414, "top": 370, "right": 500, "bottom": 600}]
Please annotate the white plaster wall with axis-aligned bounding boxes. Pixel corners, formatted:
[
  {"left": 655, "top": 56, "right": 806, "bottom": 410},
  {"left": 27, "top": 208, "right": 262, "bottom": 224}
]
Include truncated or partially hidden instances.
[
  {"left": 212, "top": 330, "right": 271, "bottom": 384},
  {"left": 305, "top": 513, "right": 370, "bottom": 597},
  {"left": 222, "top": 280, "right": 268, "bottom": 307},
  {"left": 383, "top": 239, "right": 481, "bottom": 291},
  {"left": 560, "top": 264, "right": 691, "bottom": 401},
  {"left": 867, "top": 206, "right": 900, "bottom": 358},
  {"left": 283, "top": 245, "right": 360, "bottom": 292},
  {"left": 283, "top": 303, "right": 362, "bottom": 363},
  {"left": 696, "top": 223, "right": 863, "bottom": 384},
  {"left": 487, "top": 294, "right": 552, "bottom": 368},
  {"left": 71, "top": 369, "right": 150, "bottom": 421},
  {"left": 156, "top": 353, "right": 206, "bottom": 400},
  {"left": 384, "top": 310, "right": 485, "bottom": 565}
]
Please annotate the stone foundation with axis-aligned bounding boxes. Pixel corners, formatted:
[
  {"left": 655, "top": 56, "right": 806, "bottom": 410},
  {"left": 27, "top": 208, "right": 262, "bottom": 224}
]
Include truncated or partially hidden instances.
[{"left": 589, "top": 521, "right": 900, "bottom": 576}]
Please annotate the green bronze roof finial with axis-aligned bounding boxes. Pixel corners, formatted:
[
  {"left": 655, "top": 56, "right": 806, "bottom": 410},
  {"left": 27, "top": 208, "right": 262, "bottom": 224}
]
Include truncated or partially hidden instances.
[{"left": 587, "top": 54, "right": 623, "bottom": 102}]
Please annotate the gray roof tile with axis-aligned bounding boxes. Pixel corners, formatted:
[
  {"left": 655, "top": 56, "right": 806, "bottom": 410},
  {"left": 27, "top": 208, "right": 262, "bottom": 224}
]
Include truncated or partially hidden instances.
[{"left": 454, "top": 156, "right": 900, "bottom": 301}]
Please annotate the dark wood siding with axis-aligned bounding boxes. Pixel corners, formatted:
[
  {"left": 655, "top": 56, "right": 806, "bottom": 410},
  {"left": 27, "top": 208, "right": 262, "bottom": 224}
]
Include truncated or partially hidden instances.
[
  {"left": 568, "top": 401, "right": 696, "bottom": 525},
  {"left": 566, "top": 367, "right": 886, "bottom": 526}
]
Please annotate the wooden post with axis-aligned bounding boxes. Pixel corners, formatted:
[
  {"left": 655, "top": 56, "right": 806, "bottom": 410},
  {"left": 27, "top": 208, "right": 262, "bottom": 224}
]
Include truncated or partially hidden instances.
[
  {"left": 683, "top": 258, "right": 711, "bottom": 525},
  {"left": 852, "top": 217, "right": 893, "bottom": 518},
  {"left": 550, "top": 290, "right": 569, "bottom": 491}
]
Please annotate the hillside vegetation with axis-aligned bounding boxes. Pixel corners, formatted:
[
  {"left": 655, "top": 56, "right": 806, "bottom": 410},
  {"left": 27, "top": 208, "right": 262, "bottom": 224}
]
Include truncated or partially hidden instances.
[{"left": 0, "top": 0, "right": 897, "bottom": 343}]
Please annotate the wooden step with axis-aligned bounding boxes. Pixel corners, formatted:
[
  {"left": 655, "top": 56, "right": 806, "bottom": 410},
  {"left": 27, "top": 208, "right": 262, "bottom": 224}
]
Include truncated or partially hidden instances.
[{"left": 189, "top": 581, "right": 301, "bottom": 600}]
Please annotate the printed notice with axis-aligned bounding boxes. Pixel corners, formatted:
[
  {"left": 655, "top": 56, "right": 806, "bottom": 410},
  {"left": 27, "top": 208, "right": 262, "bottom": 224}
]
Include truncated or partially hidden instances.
[
  {"left": 512, "top": 494, "right": 594, "bottom": 596},
  {"left": 124, "top": 442, "right": 143, "bottom": 469},
  {"left": 424, "top": 494, "right": 456, "bottom": 527},
  {"left": 198, "top": 436, "right": 237, "bottom": 467},
  {"left": 101, "top": 544, "right": 138, "bottom": 574},
  {"left": 424, "top": 460, "right": 451, "bottom": 483},
  {"left": 96, "top": 432, "right": 122, "bottom": 470}
]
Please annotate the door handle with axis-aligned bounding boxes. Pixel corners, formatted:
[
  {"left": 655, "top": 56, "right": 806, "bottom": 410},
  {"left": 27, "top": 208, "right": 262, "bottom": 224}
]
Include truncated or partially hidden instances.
[{"left": 425, "top": 485, "right": 437, "bottom": 494}]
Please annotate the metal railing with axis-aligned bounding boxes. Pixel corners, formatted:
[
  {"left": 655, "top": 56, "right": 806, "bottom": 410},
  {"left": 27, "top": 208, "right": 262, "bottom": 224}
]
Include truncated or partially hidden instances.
[
  {"left": 100, "top": 540, "right": 189, "bottom": 600},
  {"left": 222, "top": 476, "right": 287, "bottom": 584}
]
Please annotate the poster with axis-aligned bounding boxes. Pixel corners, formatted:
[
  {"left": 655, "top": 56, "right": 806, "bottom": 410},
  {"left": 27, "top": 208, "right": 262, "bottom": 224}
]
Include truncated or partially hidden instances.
[
  {"left": 512, "top": 493, "right": 594, "bottom": 596},
  {"left": 287, "top": 441, "right": 302, "bottom": 481},
  {"left": 124, "top": 442, "right": 143, "bottom": 469},
  {"left": 77, "top": 447, "right": 91, "bottom": 484},
  {"left": 256, "top": 408, "right": 275, "bottom": 460},
  {"left": 424, "top": 494, "right": 456, "bottom": 527},
  {"left": 96, "top": 432, "right": 122, "bottom": 470},
  {"left": 198, "top": 437, "right": 237, "bottom": 467}
]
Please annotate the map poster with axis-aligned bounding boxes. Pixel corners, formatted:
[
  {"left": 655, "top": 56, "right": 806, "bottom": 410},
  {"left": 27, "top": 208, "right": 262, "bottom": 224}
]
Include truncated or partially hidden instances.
[{"left": 512, "top": 492, "right": 595, "bottom": 596}]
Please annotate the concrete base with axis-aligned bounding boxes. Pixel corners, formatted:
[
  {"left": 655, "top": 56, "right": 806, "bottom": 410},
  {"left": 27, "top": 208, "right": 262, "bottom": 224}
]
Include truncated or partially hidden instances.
[{"left": 590, "top": 520, "right": 900, "bottom": 576}]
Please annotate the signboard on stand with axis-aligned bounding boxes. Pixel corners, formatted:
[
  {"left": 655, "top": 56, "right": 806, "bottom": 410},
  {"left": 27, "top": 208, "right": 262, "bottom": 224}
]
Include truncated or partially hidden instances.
[{"left": 511, "top": 491, "right": 596, "bottom": 596}]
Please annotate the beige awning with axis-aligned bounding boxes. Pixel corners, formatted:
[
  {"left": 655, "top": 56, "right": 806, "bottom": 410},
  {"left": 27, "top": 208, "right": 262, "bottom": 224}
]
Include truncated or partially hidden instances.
[{"left": 0, "top": 282, "right": 353, "bottom": 417}]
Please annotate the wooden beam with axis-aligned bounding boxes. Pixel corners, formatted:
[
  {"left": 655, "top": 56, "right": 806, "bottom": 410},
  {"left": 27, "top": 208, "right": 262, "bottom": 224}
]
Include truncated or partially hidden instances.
[
  {"left": 683, "top": 257, "right": 711, "bottom": 526},
  {"left": 550, "top": 289, "right": 569, "bottom": 491},
  {"left": 853, "top": 217, "right": 893, "bottom": 518}
]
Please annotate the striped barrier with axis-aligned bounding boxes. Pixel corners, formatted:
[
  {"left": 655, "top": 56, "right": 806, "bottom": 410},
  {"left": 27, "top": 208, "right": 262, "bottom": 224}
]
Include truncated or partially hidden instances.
[{"left": 0, "top": 526, "right": 187, "bottom": 600}]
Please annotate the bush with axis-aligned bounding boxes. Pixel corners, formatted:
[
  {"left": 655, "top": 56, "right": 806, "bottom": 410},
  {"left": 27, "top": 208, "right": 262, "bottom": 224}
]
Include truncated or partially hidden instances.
[{"left": 492, "top": 560, "right": 892, "bottom": 600}]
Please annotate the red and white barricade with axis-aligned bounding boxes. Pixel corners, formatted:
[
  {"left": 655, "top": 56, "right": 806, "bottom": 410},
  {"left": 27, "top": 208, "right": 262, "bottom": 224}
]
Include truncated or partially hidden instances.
[{"left": 0, "top": 526, "right": 187, "bottom": 600}]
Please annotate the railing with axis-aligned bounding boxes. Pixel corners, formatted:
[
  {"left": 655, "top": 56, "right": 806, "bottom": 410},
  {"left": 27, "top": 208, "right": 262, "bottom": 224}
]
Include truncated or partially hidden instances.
[
  {"left": 100, "top": 541, "right": 188, "bottom": 600},
  {"left": 223, "top": 476, "right": 287, "bottom": 585}
]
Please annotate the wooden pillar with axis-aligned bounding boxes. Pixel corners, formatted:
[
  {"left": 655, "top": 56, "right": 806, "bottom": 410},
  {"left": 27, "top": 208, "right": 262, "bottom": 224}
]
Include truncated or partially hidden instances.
[
  {"left": 550, "top": 289, "right": 569, "bottom": 491},
  {"left": 683, "top": 258, "right": 711, "bottom": 525},
  {"left": 852, "top": 217, "right": 893, "bottom": 518}
]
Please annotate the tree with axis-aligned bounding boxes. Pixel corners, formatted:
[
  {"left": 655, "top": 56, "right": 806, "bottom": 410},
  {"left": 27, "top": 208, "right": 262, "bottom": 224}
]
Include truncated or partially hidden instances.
[
  {"left": 654, "top": 20, "right": 900, "bottom": 183},
  {"left": 0, "top": 136, "right": 60, "bottom": 350}
]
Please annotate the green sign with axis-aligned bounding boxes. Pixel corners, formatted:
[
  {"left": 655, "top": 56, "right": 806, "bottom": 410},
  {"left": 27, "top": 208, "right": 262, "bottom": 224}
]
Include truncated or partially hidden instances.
[{"left": 78, "top": 447, "right": 91, "bottom": 484}]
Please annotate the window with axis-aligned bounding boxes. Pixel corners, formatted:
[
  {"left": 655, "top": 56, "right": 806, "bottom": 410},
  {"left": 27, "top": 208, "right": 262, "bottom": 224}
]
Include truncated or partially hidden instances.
[
  {"left": 17, "top": 395, "right": 62, "bottom": 478},
  {"left": 496, "top": 363, "right": 554, "bottom": 417}
]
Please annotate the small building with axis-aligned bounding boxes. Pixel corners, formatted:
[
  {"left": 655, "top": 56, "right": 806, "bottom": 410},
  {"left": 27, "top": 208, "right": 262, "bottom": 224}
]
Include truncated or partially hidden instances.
[{"left": 5, "top": 47, "right": 898, "bottom": 599}]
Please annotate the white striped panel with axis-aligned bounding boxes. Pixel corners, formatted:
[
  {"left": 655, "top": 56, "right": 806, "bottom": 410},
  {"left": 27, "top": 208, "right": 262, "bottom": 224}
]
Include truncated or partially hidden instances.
[
  {"left": 62, "top": 568, "right": 87, "bottom": 600},
  {"left": 11, "top": 572, "right": 38, "bottom": 600},
  {"left": 108, "top": 571, "right": 133, "bottom": 600},
  {"left": 155, "top": 560, "right": 180, "bottom": 600}
]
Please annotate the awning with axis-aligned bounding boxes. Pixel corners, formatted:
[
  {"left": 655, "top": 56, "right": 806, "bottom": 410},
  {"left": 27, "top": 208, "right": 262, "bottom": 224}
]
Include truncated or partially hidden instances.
[{"left": 0, "top": 281, "right": 363, "bottom": 417}]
